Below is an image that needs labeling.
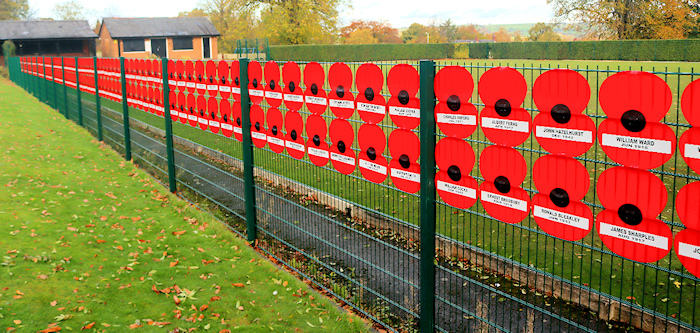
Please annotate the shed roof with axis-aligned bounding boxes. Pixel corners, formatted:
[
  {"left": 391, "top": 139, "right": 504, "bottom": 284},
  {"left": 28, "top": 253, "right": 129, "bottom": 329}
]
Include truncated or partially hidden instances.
[
  {"left": 101, "top": 17, "right": 220, "bottom": 39},
  {"left": 0, "top": 20, "right": 97, "bottom": 40}
]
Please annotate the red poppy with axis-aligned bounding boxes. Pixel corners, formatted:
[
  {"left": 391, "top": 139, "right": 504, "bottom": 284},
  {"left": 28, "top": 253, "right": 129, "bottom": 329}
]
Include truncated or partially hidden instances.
[
  {"left": 177, "top": 92, "right": 187, "bottom": 124},
  {"left": 387, "top": 64, "right": 420, "bottom": 129},
  {"left": 248, "top": 61, "right": 264, "bottom": 105},
  {"left": 674, "top": 229, "right": 700, "bottom": 279},
  {"left": 218, "top": 61, "right": 231, "bottom": 99},
  {"left": 194, "top": 60, "right": 206, "bottom": 94},
  {"left": 532, "top": 155, "right": 592, "bottom": 241},
  {"left": 479, "top": 145, "right": 529, "bottom": 223},
  {"left": 206, "top": 60, "right": 218, "bottom": 97},
  {"left": 595, "top": 166, "right": 671, "bottom": 263},
  {"left": 435, "top": 137, "right": 477, "bottom": 209},
  {"left": 680, "top": 79, "right": 700, "bottom": 173},
  {"left": 532, "top": 69, "right": 595, "bottom": 156},
  {"left": 232, "top": 101, "right": 242, "bottom": 141},
  {"left": 148, "top": 87, "right": 156, "bottom": 114},
  {"left": 305, "top": 115, "right": 329, "bottom": 166},
  {"left": 266, "top": 108, "right": 285, "bottom": 153},
  {"left": 355, "top": 63, "right": 386, "bottom": 124},
  {"left": 264, "top": 61, "right": 283, "bottom": 108},
  {"left": 388, "top": 129, "right": 420, "bottom": 193},
  {"left": 187, "top": 93, "right": 198, "bottom": 127},
  {"left": 207, "top": 97, "right": 220, "bottom": 134},
  {"left": 283, "top": 61, "right": 304, "bottom": 111},
  {"left": 358, "top": 124, "right": 388, "bottom": 183},
  {"left": 304, "top": 62, "right": 328, "bottom": 115},
  {"left": 176, "top": 60, "right": 185, "bottom": 92},
  {"left": 434, "top": 66, "right": 477, "bottom": 138},
  {"left": 250, "top": 104, "right": 267, "bottom": 148},
  {"left": 220, "top": 100, "right": 233, "bottom": 138},
  {"left": 285, "top": 111, "right": 306, "bottom": 160},
  {"left": 328, "top": 62, "right": 355, "bottom": 119},
  {"left": 185, "top": 60, "right": 196, "bottom": 93},
  {"left": 478, "top": 67, "right": 530, "bottom": 147},
  {"left": 329, "top": 119, "right": 356, "bottom": 175},
  {"left": 230, "top": 60, "right": 241, "bottom": 101},
  {"left": 197, "top": 95, "right": 208, "bottom": 130},
  {"left": 598, "top": 71, "right": 675, "bottom": 169},
  {"left": 169, "top": 90, "right": 178, "bottom": 121}
]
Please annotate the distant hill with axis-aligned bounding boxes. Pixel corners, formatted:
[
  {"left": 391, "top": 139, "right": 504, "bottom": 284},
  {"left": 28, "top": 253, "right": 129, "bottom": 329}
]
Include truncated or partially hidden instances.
[{"left": 479, "top": 23, "right": 586, "bottom": 40}]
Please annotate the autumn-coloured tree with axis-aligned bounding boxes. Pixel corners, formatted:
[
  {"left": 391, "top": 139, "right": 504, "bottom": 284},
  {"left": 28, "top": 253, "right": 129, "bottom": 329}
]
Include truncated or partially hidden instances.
[
  {"left": 344, "top": 28, "right": 378, "bottom": 44},
  {"left": 528, "top": 22, "right": 562, "bottom": 41},
  {"left": 548, "top": 0, "right": 699, "bottom": 39},
  {"left": 0, "top": 0, "right": 31, "bottom": 20},
  {"left": 340, "top": 20, "right": 401, "bottom": 44},
  {"left": 454, "top": 24, "right": 490, "bottom": 41},
  {"left": 256, "top": 0, "right": 346, "bottom": 45},
  {"left": 401, "top": 23, "right": 427, "bottom": 43},
  {"left": 179, "top": 0, "right": 256, "bottom": 53},
  {"left": 52, "top": 0, "right": 92, "bottom": 20},
  {"left": 493, "top": 27, "right": 512, "bottom": 42}
]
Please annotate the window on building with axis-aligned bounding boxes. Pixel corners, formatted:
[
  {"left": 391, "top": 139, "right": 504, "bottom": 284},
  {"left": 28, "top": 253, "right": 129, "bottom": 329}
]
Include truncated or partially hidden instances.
[
  {"left": 59, "top": 40, "right": 84, "bottom": 54},
  {"left": 123, "top": 39, "right": 145, "bottom": 52},
  {"left": 172, "top": 37, "right": 193, "bottom": 50}
]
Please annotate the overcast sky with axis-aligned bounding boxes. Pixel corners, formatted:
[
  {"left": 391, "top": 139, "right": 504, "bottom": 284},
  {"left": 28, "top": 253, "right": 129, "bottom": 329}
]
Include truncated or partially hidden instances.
[{"left": 29, "top": 0, "right": 554, "bottom": 28}]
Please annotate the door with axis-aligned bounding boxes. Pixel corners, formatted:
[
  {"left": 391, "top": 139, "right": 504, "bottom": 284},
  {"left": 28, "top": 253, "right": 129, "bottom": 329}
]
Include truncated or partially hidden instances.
[
  {"left": 202, "top": 37, "right": 211, "bottom": 59},
  {"left": 151, "top": 39, "right": 167, "bottom": 58}
]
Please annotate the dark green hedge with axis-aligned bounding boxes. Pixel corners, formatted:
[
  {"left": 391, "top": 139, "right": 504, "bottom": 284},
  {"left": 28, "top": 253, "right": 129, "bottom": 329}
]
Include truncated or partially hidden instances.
[
  {"left": 464, "top": 39, "right": 700, "bottom": 62},
  {"left": 269, "top": 43, "right": 455, "bottom": 62}
]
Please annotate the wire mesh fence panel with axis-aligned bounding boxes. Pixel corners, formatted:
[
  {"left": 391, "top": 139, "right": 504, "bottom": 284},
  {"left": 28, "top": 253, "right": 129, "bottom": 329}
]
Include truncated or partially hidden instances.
[{"left": 8, "top": 55, "right": 700, "bottom": 333}]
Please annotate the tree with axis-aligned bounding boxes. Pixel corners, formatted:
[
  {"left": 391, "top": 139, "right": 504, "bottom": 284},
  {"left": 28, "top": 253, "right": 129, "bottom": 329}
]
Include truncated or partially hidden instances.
[
  {"left": 493, "top": 27, "right": 512, "bottom": 42},
  {"left": 454, "top": 24, "right": 490, "bottom": 41},
  {"left": 401, "top": 23, "right": 427, "bottom": 43},
  {"left": 547, "top": 0, "right": 699, "bottom": 39},
  {"left": 344, "top": 28, "right": 377, "bottom": 44},
  {"left": 340, "top": 20, "right": 401, "bottom": 44},
  {"left": 255, "top": 0, "right": 346, "bottom": 45},
  {"left": 53, "top": 0, "right": 91, "bottom": 20},
  {"left": 528, "top": 22, "right": 563, "bottom": 41},
  {"left": 179, "top": 0, "right": 256, "bottom": 53},
  {"left": 438, "top": 19, "right": 458, "bottom": 42},
  {"left": 0, "top": 0, "right": 31, "bottom": 20}
]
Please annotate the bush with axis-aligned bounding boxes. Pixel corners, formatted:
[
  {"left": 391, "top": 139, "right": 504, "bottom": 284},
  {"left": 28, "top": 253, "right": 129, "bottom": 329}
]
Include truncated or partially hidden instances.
[
  {"left": 466, "top": 39, "right": 700, "bottom": 62},
  {"left": 269, "top": 43, "right": 455, "bottom": 62}
]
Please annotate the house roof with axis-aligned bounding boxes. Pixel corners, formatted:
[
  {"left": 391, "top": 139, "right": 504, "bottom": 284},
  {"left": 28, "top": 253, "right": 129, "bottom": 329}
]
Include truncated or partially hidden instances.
[
  {"left": 0, "top": 20, "right": 97, "bottom": 40},
  {"left": 101, "top": 17, "right": 220, "bottom": 39}
]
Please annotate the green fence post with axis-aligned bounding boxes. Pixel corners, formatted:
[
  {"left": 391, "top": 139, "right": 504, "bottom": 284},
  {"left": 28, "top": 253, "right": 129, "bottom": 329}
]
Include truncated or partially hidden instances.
[
  {"left": 419, "top": 59, "right": 436, "bottom": 332},
  {"left": 239, "top": 58, "right": 256, "bottom": 242},
  {"left": 162, "top": 58, "right": 177, "bottom": 193},
  {"left": 119, "top": 57, "right": 132, "bottom": 161},
  {"left": 266, "top": 38, "right": 270, "bottom": 61},
  {"left": 61, "top": 58, "right": 68, "bottom": 119},
  {"left": 51, "top": 58, "right": 57, "bottom": 109},
  {"left": 75, "top": 57, "right": 83, "bottom": 126},
  {"left": 93, "top": 57, "right": 103, "bottom": 141},
  {"left": 42, "top": 58, "right": 48, "bottom": 104}
]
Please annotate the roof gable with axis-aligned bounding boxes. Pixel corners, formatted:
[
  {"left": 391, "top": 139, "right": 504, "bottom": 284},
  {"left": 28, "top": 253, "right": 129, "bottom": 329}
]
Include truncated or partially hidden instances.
[
  {"left": 101, "top": 17, "right": 220, "bottom": 39},
  {"left": 0, "top": 20, "right": 97, "bottom": 40}
]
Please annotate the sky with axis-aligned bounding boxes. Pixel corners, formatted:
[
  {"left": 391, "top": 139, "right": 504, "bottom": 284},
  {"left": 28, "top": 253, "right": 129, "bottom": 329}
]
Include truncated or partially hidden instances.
[{"left": 29, "top": 0, "right": 555, "bottom": 28}]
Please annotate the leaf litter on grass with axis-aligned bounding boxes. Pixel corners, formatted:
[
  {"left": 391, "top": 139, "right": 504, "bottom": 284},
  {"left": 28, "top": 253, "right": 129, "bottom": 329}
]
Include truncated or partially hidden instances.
[{"left": 0, "top": 78, "right": 369, "bottom": 332}]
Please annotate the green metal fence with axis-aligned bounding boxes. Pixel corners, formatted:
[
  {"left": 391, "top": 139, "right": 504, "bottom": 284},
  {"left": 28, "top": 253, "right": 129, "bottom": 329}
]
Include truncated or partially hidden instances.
[{"left": 7, "top": 55, "right": 700, "bottom": 333}]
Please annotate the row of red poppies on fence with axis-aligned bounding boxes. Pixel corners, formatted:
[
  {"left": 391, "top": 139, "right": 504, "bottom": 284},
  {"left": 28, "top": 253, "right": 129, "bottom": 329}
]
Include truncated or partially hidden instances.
[{"left": 19, "top": 56, "right": 700, "bottom": 278}]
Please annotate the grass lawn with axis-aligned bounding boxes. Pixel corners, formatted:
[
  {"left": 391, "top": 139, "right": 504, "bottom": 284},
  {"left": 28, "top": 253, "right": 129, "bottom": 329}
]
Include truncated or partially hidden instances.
[{"left": 0, "top": 77, "right": 370, "bottom": 332}]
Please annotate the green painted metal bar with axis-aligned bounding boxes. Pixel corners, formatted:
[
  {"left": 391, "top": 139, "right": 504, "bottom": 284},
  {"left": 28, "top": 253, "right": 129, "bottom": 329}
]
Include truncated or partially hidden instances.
[
  {"left": 239, "top": 58, "right": 256, "bottom": 242},
  {"left": 51, "top": 57, "right": 57, "bottom": 109},
  {"left": 162, "top": 58, "right": 177, "bottom": 193},
  {"left": 42, "top": 57, "right": 48, "bottom": 104},
  {"left": 119, "top": 57, "right": 132, "bottom": 161},
  {"left": 418, "top": 59, "right": 436, "bottom": 333},
  {"left": 61, "top": 58, "right": 68, "bottom": 119},
  {"left": 75, "top": 57, "right": 83, "bottom": 126},
  {"left": 93, "top": 57, "right": 103, "bottom": 141}
]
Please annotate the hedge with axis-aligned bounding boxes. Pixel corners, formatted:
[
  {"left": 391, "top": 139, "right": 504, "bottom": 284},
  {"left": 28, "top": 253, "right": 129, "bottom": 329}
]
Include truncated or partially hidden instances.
[
  {"left": 463, "top": 39, "right": 700, "bottom": 62},
  {"left": 268, "top": 43, "right": 455, "bottom": 62}
]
